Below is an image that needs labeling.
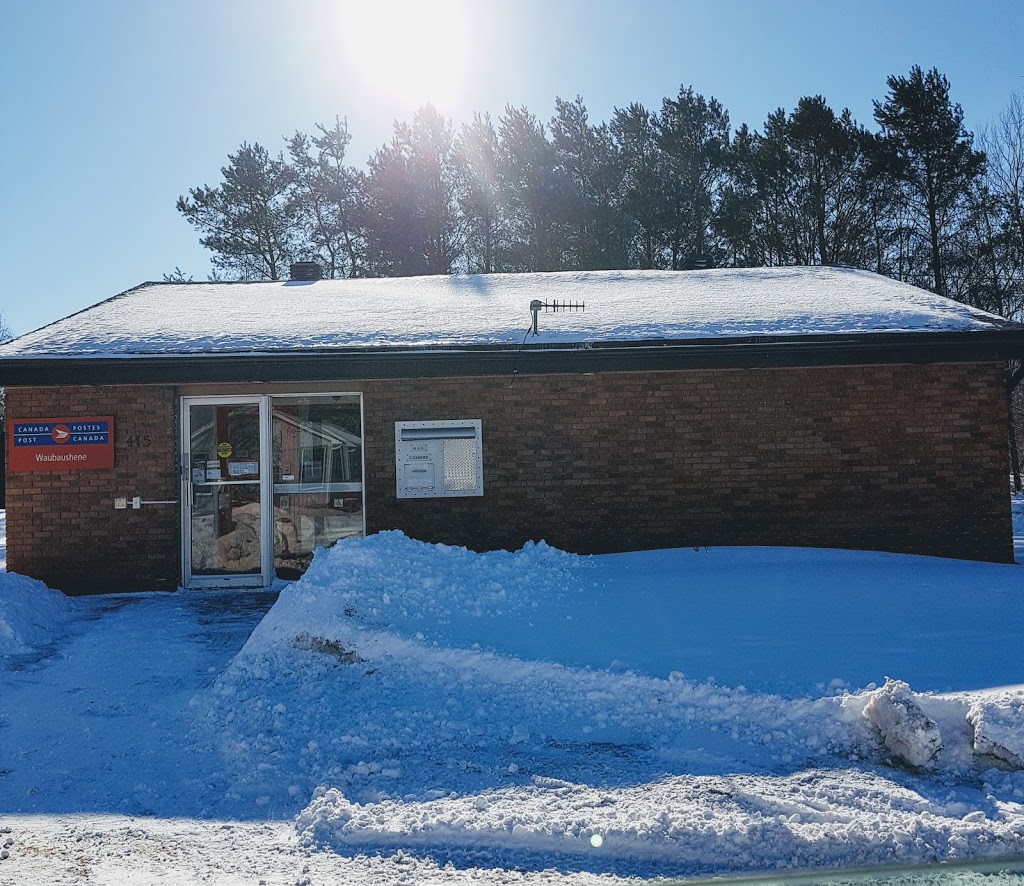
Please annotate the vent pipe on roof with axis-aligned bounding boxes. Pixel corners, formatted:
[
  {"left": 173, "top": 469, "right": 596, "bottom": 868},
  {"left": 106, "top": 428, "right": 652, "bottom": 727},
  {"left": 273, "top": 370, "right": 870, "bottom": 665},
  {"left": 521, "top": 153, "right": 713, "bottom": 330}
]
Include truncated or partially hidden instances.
[{"left": 289, "top": 262, "right": 323, "bottom": 281}]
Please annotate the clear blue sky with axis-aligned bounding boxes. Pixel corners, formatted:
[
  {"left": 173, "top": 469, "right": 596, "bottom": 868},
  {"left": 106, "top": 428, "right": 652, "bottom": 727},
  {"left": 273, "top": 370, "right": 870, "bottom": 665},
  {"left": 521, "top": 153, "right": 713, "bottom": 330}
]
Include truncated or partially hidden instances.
[{"left": 1, "top": 0, "right": 1021, "bottom": 337}]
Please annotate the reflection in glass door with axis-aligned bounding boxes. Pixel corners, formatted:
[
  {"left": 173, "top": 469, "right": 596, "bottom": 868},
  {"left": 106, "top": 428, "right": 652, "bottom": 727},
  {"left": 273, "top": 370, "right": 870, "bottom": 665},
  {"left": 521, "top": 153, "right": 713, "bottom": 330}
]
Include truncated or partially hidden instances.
[
  {"left": 181, "top": 394, "right": 364, "bottom": 589},
  {"left": 271, "top": 395, "right": 364, "bottom": 580},
  {"left": 183, "top": 398, "right": 269, "bottom": 588}
]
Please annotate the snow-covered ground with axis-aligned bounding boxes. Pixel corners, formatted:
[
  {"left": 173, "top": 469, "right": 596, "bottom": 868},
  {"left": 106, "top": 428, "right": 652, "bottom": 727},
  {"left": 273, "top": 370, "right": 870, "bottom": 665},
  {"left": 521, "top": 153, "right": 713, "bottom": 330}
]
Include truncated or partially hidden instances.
[{"left": 1, "top": 506, "right": 1023, "bottom": 884}]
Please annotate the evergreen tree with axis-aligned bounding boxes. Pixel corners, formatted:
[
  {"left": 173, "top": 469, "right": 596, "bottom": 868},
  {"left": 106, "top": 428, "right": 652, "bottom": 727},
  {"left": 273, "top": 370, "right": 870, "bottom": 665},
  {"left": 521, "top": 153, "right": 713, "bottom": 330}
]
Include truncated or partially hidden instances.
[
  {"left": 176, "top": 143, "right": 297, "bottom": 281},
  {"left": 287, "top": 117, "right": 365, "bottom": 278},
  {"left": 750, "top": 108, "right": 804, "bottom": 264},
  {"left": 785, "top": 98, "right": 874, "bottom": 267},
  {"left": 549, "top": 96, "right": 626, "bottom": 269},
  {"left": 497, "top": 106, "right": 562, "bottom": 271},
  {"left": 859, "top": 129, "right": 910, "bottom": 278},
  {"left": 412, "top": 106, "right": 465, "bottom": 275},
  {"left": 364, "top": 122, "right": 422, "bottom": 276},
  {"left": 715, "top": 123, "right": 764, "bottom": 266},
  {"left": 365, "top": 106, "right": 464, "bottom": 276},
  {"left": 872, "top": 66, "right": 985, "bottom": 296},
  {"left": 456, "top": 113, "right": 505, "bottom": 274},
  {"left": 162, "top": 267, "right": 194, "bottom": 283},
  {"left": 612, "top": 103, "right": 668, "bottom": 268},
  {"left": 172, "top": 71, "right": 1005, "bottom": 313},
  {"left": 655, "top": 86, "right": 730, "bottom": 268},
  {"left": 738, "top": 98, "right": 875, "bottom": 268}
]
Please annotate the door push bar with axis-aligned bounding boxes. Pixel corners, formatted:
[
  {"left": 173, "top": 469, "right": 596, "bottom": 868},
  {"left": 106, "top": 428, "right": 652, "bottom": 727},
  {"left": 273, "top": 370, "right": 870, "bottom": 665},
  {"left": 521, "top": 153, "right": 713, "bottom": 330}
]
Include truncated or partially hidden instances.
[{"left": 113, "top": 496, "right": 178, "bottom": 509}]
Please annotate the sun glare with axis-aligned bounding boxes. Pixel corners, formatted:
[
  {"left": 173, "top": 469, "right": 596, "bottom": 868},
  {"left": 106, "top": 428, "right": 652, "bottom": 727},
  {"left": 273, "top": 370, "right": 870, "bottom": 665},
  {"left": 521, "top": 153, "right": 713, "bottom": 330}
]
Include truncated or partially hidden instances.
[{"left": 339, "top": 0, "right": 471, "bottom": 107}]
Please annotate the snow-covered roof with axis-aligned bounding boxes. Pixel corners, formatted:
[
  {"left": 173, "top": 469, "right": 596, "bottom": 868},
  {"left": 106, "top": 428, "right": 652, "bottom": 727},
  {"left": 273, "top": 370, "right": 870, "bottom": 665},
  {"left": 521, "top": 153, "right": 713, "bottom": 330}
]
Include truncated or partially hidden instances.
[{"left": 0, "top": 266, "right": 1014, "bottom": 359}]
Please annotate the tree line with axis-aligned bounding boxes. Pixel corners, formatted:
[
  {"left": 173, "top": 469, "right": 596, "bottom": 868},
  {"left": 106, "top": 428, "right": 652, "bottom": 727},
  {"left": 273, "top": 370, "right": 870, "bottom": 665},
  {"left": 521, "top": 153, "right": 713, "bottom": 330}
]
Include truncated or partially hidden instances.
[{"left": 176, "top": 66, "right": 1024, "bottom": 323}]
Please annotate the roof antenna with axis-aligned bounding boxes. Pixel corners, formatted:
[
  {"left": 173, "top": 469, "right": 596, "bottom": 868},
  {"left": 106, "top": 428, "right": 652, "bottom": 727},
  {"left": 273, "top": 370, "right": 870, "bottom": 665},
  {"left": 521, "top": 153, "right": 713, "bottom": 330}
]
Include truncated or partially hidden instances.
[
  {"left": 529, "top": 299, "right": 585, "bottom": 335},
  {"left": 510, "top": 299, "right": 586, "bottom": 388}
]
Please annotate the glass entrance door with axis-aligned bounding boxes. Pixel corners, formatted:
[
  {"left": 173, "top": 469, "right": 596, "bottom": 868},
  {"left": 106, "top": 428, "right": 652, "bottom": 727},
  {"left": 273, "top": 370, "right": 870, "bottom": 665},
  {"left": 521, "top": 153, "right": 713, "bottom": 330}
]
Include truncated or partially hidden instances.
[
  {"left": 181, "top": 394, "right": 364, "bottom": 589},
  {"left": 183, "top": 397, "right": 270, "bottom": 588}
]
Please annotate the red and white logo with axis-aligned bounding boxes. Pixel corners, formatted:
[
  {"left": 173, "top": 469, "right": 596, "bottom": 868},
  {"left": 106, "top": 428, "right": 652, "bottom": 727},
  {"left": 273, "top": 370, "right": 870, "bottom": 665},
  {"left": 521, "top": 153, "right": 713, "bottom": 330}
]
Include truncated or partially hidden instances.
[{"left": 51, "top": 424, "right": 71, "bottom": 444}]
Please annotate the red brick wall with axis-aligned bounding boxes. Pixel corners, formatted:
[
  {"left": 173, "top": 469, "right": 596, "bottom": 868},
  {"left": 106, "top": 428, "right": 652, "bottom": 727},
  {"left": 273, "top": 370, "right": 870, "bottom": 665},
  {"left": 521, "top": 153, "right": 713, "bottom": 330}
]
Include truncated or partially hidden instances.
[
  {"left": 3, "top": 362, "right": 1014, "bottom": 594},
  {"left": 5, "top": 386, "right": 178, "bottom": 593},
  {"left": 362, "top": 363, "right": 1012, "bottom": 562}
]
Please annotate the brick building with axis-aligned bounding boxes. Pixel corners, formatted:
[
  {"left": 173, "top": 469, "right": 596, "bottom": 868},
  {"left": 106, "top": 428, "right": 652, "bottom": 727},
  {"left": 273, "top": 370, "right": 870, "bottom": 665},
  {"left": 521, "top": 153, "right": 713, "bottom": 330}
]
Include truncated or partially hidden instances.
[{"left": 1, "top": 266, "right": 1021, "bottom": 594}]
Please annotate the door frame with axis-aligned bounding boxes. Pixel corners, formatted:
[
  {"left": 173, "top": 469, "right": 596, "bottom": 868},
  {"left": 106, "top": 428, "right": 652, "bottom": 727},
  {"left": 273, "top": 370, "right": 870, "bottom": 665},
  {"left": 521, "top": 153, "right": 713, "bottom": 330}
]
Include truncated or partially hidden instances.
[
  {"left": 181, "top": 395, "right": 272, "bottom": 589},
  {"left": 180, "top": 392, "right": 366, "bottom": 590}
]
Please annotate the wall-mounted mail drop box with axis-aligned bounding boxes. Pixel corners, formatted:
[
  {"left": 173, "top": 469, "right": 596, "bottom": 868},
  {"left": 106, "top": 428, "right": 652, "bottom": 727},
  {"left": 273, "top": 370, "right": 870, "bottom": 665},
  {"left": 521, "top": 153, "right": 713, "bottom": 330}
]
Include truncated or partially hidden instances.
[{"left": 395, "top": 419, "right": 483, "bottom": 499}]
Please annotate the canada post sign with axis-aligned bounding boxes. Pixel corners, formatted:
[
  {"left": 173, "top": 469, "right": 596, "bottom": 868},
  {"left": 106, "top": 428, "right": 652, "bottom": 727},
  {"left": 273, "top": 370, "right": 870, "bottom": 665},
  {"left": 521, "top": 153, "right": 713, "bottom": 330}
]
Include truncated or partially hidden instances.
[{"left": 8, "top": 417, "right": 115, "bottom": 472}]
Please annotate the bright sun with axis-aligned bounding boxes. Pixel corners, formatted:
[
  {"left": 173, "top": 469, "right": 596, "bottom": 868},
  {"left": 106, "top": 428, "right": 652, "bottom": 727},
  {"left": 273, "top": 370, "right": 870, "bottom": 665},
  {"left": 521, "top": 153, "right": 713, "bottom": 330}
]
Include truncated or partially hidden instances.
[{"left": 338, "top": 0, "right": 471, "bottom": 107}]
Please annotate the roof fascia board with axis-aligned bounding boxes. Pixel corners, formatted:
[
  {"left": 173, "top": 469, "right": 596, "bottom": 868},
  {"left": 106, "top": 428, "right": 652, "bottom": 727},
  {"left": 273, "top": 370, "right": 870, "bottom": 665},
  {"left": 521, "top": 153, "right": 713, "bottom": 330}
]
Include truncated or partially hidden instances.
[{"left": 0, "top": 330, "right": 1022, "bottom": 387}]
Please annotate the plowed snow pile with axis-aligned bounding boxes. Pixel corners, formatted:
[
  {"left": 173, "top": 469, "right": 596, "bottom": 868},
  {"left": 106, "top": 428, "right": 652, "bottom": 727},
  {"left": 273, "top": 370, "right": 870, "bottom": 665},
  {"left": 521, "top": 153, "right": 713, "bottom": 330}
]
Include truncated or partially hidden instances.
[
  {"left": 0, "top": 572, "right": 74, "bottom": 657},
  {"left": 191, "top": 533, "right": 1024, "bottom": 878}
]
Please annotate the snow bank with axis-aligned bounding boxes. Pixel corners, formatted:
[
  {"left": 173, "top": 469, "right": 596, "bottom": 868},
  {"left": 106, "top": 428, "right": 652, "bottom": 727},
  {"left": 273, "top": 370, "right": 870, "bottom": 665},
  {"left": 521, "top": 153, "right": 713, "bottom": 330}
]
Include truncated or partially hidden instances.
[
  {"left": 862, "top": 678, "right": 943, "bottom": 769},
  {"left": 0, "top": 572, "right": 74, "bottom": 656},
  {"left": 238, "top": 530, "right": 585, "bottom": 657},
  {"left": 2, "top": 530, "right": 1021, "bottom": 881},
  {"left": 193, "top": 532, "right": 1024, "bottom": 844},
  {"left": 968, "top": 692, "right": 1024, "bottom": 768},
  {"left": 192, "top": 535, "right": 863, "bottom": 808},
  {"left": 296, "top": 770, "right": 1024, "bottom": 876},
  {"left": 240, "top": 536, "right": 1024, "bottom": 698}
]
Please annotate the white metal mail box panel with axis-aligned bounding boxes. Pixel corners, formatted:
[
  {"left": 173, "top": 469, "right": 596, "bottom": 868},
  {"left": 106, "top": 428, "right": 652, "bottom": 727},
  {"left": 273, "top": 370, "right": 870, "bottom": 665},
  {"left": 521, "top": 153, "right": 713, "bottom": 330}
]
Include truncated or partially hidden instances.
[{"left": 395, "top": 420, "right": 483, "bottom": 498}]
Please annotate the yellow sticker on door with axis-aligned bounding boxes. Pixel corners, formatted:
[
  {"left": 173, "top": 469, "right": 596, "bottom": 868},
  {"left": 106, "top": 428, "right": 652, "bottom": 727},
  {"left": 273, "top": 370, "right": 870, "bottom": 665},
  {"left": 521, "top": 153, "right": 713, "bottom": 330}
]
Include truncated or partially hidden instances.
[{"left": 216, "top": 442, "right": 233, "bottom": 459}]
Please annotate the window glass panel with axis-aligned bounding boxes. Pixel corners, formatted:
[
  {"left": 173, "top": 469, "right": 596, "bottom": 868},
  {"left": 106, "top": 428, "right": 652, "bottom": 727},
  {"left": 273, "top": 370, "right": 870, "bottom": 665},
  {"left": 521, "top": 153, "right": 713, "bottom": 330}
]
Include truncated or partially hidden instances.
[
  {"left": 187, "top": 402, "right": 263, "bottom": 578},
  {"left": 271, "top": 395, "right": 363, "bottom": 580},
  {"left": 190, "top": 483, "right": 262, "bottom": 575},
  {"left": 189, "top": 403, "right": 261, "bottom": 481}
]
